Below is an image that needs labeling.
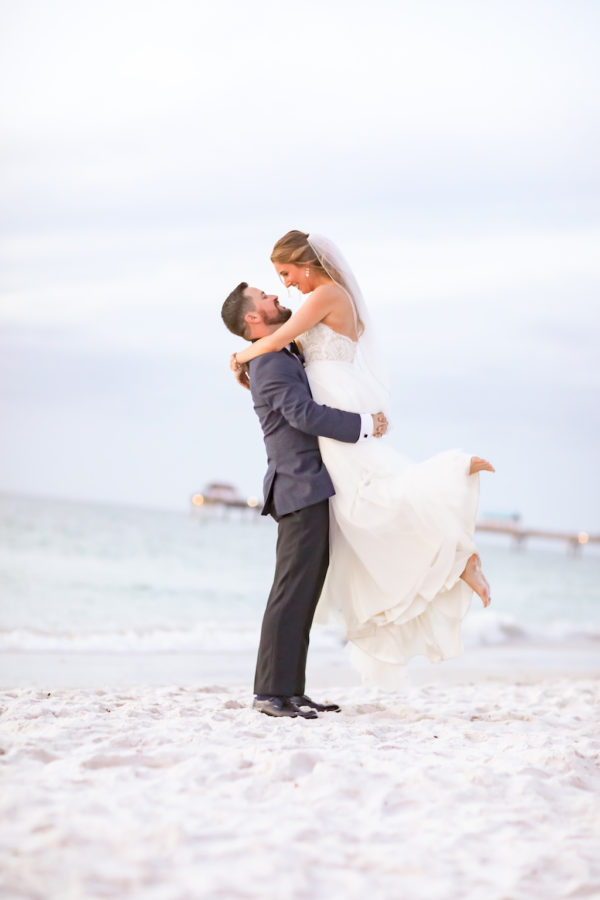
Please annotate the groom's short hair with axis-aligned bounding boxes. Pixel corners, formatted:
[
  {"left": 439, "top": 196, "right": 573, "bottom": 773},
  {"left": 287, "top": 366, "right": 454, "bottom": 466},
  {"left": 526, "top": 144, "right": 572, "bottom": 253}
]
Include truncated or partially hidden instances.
[{"left": 221, "top": 282, "right": 253, "bottom": 339}]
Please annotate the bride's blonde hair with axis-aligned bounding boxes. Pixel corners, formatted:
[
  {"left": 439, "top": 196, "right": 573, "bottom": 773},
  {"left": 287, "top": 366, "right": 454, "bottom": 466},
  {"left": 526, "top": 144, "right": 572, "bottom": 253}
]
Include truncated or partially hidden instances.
[
  {"left": 271, "top": 230, "right": 363, "bottom": 335},
  {"left": 271, "top": 230, "right": 335, "bottom": 281},
  {"left": 271, "top": 230, "right": 324, "bottom": 271}
]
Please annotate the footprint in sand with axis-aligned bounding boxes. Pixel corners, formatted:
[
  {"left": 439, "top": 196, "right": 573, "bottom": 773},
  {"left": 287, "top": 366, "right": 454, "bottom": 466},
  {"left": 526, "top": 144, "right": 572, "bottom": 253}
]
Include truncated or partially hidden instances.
[{"left": 287, "top": 751, "right": 322, "bottom": 778}]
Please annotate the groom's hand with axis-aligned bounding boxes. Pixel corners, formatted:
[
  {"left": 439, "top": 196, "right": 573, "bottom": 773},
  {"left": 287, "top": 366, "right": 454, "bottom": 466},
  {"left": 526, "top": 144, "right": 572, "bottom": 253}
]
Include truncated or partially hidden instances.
[{"left": 372, "top": 412, "right": 388, "bottom": 437}]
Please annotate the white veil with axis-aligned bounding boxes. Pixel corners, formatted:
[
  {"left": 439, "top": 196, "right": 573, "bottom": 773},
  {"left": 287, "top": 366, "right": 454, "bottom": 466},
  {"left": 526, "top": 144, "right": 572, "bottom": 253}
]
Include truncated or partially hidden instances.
[{"left": 307, "top": 233, "right": 390, "bottom": 409}]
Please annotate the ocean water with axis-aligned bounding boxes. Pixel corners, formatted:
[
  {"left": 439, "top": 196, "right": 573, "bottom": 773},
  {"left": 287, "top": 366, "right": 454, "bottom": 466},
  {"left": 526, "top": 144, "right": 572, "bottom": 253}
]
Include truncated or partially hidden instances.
[{"left": 1, "top": 493, "right": 599, "bottom": 659}]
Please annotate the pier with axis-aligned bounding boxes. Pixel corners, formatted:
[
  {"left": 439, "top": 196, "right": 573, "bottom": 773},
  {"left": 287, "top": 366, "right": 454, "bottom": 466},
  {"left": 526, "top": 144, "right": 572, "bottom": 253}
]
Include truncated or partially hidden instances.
[
  {"left": 476, "top": 517, "right": 598, "bottom": 554},
  {"left": 190, "top": 482, "right": 261, "bottom": 519}
]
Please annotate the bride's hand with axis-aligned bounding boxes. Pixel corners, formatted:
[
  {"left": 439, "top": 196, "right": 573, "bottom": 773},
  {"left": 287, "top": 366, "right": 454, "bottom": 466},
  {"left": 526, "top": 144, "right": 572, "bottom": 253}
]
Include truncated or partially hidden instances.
[
  {"left": 234, "top": 361, "right": 250, "bottom": 390},
  {"left": 230, "top": 352, "right": 241, "bottom": 372}
]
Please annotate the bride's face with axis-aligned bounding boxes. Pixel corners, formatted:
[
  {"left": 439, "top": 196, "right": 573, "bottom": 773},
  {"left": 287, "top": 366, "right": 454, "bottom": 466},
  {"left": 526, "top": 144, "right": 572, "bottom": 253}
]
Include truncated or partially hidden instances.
[{"left": 273, "top": 262, "right": 311, "bottom": 293}]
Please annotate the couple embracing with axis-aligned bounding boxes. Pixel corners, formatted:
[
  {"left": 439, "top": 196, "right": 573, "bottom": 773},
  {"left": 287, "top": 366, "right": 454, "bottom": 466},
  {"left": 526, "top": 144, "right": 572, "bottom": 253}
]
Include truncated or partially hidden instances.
[{"left": 221, "top": 231, "right": 493, "bottom": 719}]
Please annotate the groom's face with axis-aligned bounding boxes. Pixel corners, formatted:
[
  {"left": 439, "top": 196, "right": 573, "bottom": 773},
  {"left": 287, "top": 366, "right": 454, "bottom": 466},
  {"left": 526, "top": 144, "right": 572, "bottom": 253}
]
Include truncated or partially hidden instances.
[{"left": 244, "top": 287, "right": 292, "bottom": 327}]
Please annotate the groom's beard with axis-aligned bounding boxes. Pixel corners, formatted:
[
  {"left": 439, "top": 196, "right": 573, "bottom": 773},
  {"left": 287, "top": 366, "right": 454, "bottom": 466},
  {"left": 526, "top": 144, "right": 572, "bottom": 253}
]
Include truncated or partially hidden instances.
[{"left": 260, "top": 307, "right": 292, "bottom": 326}]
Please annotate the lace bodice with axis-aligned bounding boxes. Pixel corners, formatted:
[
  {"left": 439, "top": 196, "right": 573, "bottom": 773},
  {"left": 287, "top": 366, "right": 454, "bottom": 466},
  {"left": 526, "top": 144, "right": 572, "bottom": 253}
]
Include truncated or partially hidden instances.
[{"left": 299, "top": 323, "right": 357, "bottom": 364}]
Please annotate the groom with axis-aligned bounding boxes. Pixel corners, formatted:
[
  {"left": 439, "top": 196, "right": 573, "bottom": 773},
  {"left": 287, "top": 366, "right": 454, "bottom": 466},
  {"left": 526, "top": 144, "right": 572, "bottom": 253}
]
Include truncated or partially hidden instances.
[{"left": 221, "top": 283, "right": 388, "bottom": 719}]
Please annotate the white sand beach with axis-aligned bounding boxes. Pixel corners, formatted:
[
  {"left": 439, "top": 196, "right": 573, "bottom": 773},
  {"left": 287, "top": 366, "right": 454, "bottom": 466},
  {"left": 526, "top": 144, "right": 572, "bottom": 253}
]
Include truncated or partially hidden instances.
[
  {"left": 1, "top": 653, "right": 599, "bottom": 900},
  {"left": 2, "top": 497, "right": 599, "bottom": 897}
]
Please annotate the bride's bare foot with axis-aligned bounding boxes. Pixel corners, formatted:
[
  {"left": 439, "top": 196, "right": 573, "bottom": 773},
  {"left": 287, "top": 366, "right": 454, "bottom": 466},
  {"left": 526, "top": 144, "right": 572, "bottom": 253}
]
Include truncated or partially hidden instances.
[
  {"left": 469, "top": 456, "right": 495, "bottom": 475},
  {"left": 461, "top": 553, "right": 491, "bottom": 607}
]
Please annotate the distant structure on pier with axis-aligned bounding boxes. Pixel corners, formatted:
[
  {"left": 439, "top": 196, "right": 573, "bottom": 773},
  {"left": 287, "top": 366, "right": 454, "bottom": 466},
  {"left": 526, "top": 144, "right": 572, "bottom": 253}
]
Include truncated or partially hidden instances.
[
  {"left": 476, "top": 512, "right": 598, "bottom": 554},
  {"left": 190, "top": 482, "right": 261, "bottom": 516}
]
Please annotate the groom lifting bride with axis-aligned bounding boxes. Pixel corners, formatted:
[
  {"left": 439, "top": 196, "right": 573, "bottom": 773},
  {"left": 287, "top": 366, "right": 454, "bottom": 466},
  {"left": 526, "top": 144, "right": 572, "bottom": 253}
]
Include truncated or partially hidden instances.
[
  {"left": 222, "top": 230, "right": 493, "bottom": 719},
  {"left": 221, "top": 282, "right": 389, "bottom": 719}
]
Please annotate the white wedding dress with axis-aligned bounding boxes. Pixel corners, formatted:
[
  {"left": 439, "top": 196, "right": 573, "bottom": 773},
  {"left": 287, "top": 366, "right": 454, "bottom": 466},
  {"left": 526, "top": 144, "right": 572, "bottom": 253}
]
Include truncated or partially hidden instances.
[{"left": 300, "top": 321, "right": 480, "bottom": 687}]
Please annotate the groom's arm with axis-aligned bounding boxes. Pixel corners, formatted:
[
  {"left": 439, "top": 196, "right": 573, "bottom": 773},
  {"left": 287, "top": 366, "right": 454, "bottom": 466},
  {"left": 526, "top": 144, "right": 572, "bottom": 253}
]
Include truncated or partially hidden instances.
[{"left": 250, "top": 353, "right": 364, "bottom": 443}]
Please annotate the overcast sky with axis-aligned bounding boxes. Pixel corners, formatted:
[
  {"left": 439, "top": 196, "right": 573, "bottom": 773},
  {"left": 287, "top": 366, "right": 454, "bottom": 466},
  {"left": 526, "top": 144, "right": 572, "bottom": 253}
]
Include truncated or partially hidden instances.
[{"left": 1, "top": 0, "right": 599, "bottom": 531}]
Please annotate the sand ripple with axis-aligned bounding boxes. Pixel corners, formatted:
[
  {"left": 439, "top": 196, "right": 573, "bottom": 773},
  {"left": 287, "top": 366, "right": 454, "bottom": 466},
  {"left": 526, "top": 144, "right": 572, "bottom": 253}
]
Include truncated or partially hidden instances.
[{"left": 1, "top": 679, "right": 599, "bottom": 899}]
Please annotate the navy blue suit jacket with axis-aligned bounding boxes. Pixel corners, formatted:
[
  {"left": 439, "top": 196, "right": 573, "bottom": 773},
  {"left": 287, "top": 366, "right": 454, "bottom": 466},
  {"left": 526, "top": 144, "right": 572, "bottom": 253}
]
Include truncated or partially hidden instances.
[{"left": 249, "top": 348, "right": 361, "bottom": 519}]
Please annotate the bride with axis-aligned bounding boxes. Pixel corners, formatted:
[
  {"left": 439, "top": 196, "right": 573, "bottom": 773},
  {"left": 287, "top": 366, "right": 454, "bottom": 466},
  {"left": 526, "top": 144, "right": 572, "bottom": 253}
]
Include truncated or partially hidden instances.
[{"left": 230, "top": 230, "right": 494, "bottom": 686}]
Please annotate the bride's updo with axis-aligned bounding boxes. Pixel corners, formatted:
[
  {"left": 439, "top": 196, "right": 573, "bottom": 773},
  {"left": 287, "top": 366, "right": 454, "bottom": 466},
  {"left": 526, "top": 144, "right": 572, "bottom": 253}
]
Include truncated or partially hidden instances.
[
  {"left": 271, "top": 229, "right": 363, "bottom": 334},
  {"left": 271, "top": 230, "right": 347, "bottom": 288},
  {"left": 270, "top": 230, "right": 325, "bottom": 271}
]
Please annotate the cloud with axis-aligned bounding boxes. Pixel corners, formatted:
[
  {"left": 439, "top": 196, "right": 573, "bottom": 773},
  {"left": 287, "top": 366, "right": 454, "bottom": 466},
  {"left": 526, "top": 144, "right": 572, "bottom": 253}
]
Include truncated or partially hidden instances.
[
  {"left": 0, "top": 0, "right": 599, "bottom": 527},
  {"left": 1, "top": 0, "right": 598, "bottom": 231}
]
